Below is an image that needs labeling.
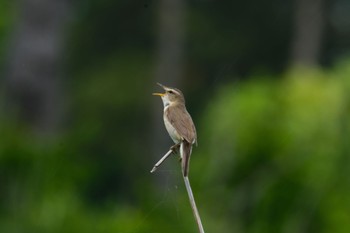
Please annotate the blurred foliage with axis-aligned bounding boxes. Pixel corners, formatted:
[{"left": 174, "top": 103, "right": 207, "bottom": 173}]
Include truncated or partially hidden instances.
[
  {"left": 188, "top": 0, "right": 293, "bottom": 77},
  {"left": 0, "top": 121, "right": 192, "bottom": 233},
  {"left": 0, "top": 1, "right": 15, "bottom": 68},
  {"left": 1, "top": 0, "right": 350, "bottom": 232},
  {"left": 191, "top": 61, "right": 350, "bottom": 233},
  {"left": 1, "top": 61, "right": 350, "bottom": 232}
]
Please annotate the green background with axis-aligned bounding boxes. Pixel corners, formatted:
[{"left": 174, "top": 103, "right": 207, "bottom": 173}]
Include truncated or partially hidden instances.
[{"left": 1, "top": 0, "right": 350, "bottom": 232}]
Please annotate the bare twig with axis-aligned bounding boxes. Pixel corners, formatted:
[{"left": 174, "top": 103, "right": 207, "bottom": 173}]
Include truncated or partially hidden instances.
[
  {"left": 151, "top": 144, "right": 205, "bottom": 233},
  {"left": 150, "top": 144, "right": 180, "bottom": 173},
  {"left": 183, "top": 176, "right": 205, "bottom": 233}
]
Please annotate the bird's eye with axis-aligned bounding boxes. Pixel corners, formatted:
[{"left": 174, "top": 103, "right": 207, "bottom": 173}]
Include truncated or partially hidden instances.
[{"left": 168, "top": 90, "right": 174, "bottom": 94}]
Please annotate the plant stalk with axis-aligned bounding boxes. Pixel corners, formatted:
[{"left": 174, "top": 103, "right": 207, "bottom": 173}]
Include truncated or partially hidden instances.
[{"left": 183, "top": 176, "right": 205, "bottom": 233}]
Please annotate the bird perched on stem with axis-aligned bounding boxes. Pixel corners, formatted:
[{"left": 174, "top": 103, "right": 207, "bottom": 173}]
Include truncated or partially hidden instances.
[
  {"left": 152, "top": 84, "right": 205, "bottom": 233},
  {"left": 153, "top": 83, "right": 197, "bottom": 177}
]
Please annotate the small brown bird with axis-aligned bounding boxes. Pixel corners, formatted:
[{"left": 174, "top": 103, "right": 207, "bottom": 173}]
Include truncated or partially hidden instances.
[{"left": 153, "top": 83, "right": 197, "bottom": 177}]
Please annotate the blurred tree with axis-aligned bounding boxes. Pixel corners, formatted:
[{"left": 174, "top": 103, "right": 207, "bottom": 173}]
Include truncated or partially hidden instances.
[
  {"left": 152, "top": 0, "right": 187, "bottom": 186},
  {"left": 192, "top": 63, "right": 350, "bottom": 233},
  {"left": 5, "top": 0, "right": 71, "bottom": 137},
  {"left": 290, "top": 0, "right": 326, "bottom": 66},
  {"left": 2, "top": 0, "right": 350, "bottom": 232}
]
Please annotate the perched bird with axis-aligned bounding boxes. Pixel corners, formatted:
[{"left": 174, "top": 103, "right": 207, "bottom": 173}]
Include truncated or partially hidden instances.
[{"left": 153, "top": 83, "right": 197, "bottom": 177}]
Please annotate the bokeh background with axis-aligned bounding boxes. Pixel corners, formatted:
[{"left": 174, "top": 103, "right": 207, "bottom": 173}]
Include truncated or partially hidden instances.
[{"left": 1, "top": 0, "right": 350, "bottom": 232}]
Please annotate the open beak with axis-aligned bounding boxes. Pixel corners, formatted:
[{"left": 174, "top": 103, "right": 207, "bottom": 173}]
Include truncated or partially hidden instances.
[
  {"left": 152, "top": 92, "right": 165, "bottom": 97},
  {"left": 153, "top": 83, "right": 167, "bottom": 96},
  {"left": 157, "top": 83, "right": 165, "bottom": 88}
]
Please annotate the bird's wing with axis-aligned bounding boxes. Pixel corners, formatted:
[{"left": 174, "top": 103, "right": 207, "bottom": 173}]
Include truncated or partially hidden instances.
[
  {"left": 166, "top": 104, "right": 197, "bottom": 145},
  {"left": 166, "top": 104, "right": 196, "bottom": 177}
]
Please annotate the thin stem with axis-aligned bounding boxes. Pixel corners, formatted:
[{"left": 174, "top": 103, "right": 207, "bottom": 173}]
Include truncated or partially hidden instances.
[
  {"left": 151, "top": 145, "right": 205, "bottom": 232},
  {"left": 183, "top": 176, "right": 205, "bottom": 233},
  {"left": 150, "top": 144, "right": 180, "bottom": 173}
]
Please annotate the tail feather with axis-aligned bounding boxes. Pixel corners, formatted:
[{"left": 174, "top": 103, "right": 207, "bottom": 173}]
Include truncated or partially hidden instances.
[{"left": 181, "top": 141, "right": 192, "bottom": 177}]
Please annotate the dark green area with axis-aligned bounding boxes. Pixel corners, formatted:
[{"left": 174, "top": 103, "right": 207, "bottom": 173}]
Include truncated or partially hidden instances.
[{"left": 1, "top": 0, "right": 350, "bottom": 232}]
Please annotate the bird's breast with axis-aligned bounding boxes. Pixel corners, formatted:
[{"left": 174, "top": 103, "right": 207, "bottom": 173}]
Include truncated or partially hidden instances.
[{"left": 163, "top": 111, "right": 181, "bottom": 144}]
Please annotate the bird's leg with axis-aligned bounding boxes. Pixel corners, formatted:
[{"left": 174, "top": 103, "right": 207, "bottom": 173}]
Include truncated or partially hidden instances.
[
  {"left": 150, "top": 143, "right": 181, "bottom": 173},
  {"left": 170, "top": 143, "right": 183, "bottom": 162},
  {"left": 170, "top": 143, "right": 181, "bottom": 154}
]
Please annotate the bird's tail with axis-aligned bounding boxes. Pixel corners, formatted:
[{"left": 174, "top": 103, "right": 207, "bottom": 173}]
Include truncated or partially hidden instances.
[{"left": 181, "top": 141, "right": 192, "bottom": 177}]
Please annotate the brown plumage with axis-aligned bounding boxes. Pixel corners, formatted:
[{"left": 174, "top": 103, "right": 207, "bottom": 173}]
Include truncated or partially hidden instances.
[
  {"left": 165, "top": 103, "right": 196, "bottom": 176},
  {"left": 153, "top": 83, "right": 197, "bottom": 177},
  {"left": 165, "top": 103, "right": 197, "bottom": 144}
]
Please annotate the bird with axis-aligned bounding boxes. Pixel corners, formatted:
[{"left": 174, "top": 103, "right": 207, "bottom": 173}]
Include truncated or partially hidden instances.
[{"left": 153, "top": 83, "right": 197, "bottom": 177}]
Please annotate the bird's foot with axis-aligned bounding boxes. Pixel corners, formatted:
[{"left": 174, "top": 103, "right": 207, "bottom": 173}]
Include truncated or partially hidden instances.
[{"left": 170, "top": 143, "right": 180, "bottom": 154}]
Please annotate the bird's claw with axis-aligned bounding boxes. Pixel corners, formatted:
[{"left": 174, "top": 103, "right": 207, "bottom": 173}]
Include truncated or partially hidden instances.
[{"left": 170, "top": 143, "right": 180, "bottom": 154}]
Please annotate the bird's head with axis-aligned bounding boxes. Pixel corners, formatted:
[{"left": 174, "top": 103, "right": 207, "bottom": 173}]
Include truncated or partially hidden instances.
[{"left": 153, "top": 83, "right": 185, "bottom": 107}]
